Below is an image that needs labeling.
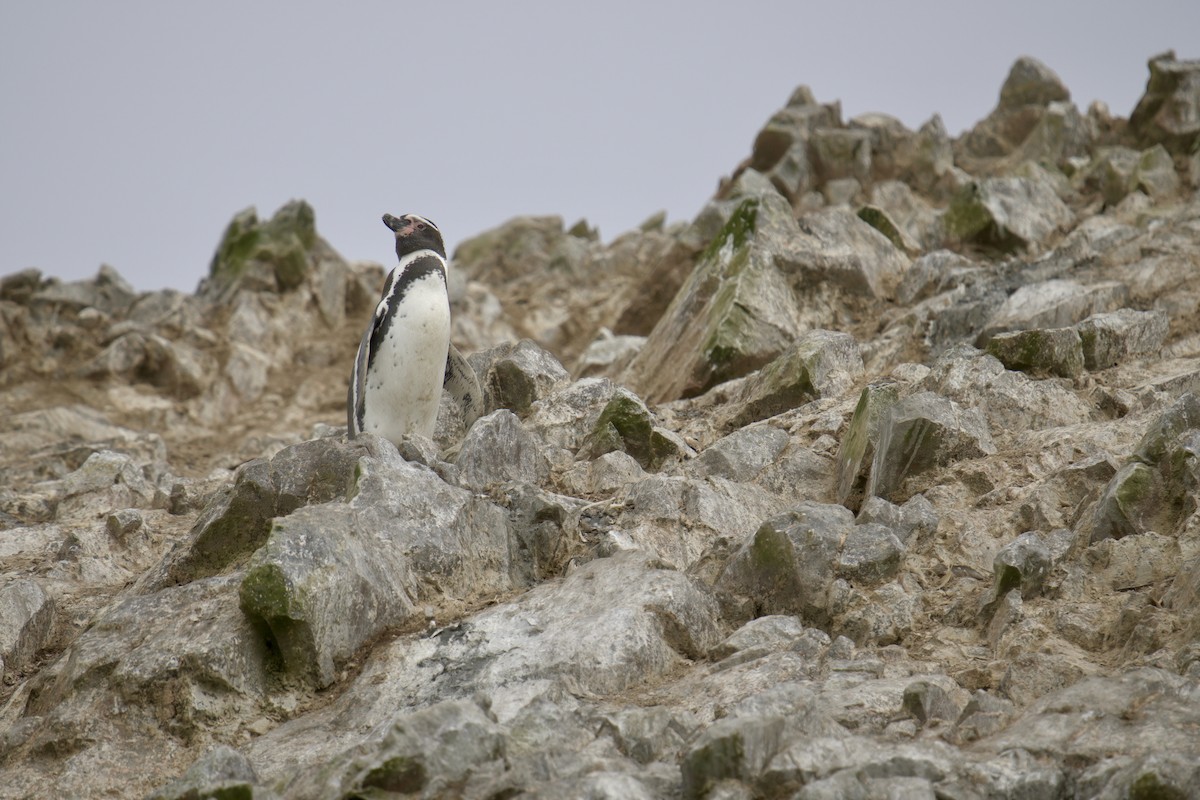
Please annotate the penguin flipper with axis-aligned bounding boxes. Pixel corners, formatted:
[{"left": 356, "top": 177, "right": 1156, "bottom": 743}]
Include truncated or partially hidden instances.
[
  {"left": 347, "top": 322, "right": 372, "bottom": 436},
  {"left": 444, "top": 345, "right": 484, "bottom": 429}
]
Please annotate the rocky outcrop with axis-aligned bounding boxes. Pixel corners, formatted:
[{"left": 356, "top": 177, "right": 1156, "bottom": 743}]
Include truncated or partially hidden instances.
[{"left": 3, "top": 53, "right": 1200, "bottom": 799}]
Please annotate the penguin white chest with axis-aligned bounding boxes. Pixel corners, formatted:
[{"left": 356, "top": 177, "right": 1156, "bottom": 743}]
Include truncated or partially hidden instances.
[{"left": 362, "top": 274, "right": 451, "bottom": 442}]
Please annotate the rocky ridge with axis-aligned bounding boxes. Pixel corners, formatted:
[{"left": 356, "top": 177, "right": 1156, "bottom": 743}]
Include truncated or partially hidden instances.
[{"left": 1, "top": 52, "right": 1200, "bottom": 798}]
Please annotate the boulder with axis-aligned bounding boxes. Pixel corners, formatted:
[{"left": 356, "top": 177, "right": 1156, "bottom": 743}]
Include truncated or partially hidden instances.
[
  {"left": 729, "top": 330, "right": 863, "bottom": 427},
  {"left": 473, "top": 339, "right": 571, "bottom": 417},
  {"left": 1129, "top": 51, "right": 1200, "bottom": 155},
  {"left": 985, "top": 327, "right": 1084, "bottom": 378},
  {"left": 0, "top": 579, "right": 54, "bottom": 678},
  {"left": 978, "top": 279, "right": 1128, "bottom": 345},
  {"left": 1076, "top": 308, "right": 1169, "bottom": 370},
  {"left": 943, "top": 174, "right": 1074, "bottom": 252},
  {"left": 866, "top": 391, "right": 996, "bottom": 500},
  {"left": 782, "top": 207, "right": 911, "bottom": 299}
]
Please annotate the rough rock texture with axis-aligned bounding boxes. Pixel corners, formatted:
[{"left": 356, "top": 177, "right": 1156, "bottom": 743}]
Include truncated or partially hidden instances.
[{"left": 4, "top": 54, "right": 1200, "bottom": 799}]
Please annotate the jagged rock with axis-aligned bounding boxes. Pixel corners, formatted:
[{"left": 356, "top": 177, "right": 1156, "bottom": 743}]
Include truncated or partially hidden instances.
[
  {"left": 473, "top": 338, "right": 571, "bottom": 416},
  {"left": 285, "top": 699, "right": 506, "bottom": 800},
  {"left": 453, "top": 215, "right": 577, "bottom": 286},
  {"left": 943, "top": 174, "right": 1074, "bottom": 251},
  {"left": 809, "top": 128, "right": 873, "bottom": 187},
  {"left": 81, "top": 331, "right": 212, "bottom": 399},
  {"left": 835, "top": 382, "right": 901, "bottom": 509},
  {"left": 717, "top": 502, "right": 903, "bottom": 627},
  {"left": 456, "top": 409, "right": 550, "bottom": 490},
  {"left": 978, "top": 279, "right": 1128, "bottom": 345},
  {"left": 622, "top": 193, "right": 807, "bottom": 402},
  {"left": 866, "top": 391, "right": 995, "bottom": 501},
  {"left": 580, "top": 387, "right": 687, "bottom": 470},
  {"left": 1129, "top": 51, "right": 1200, "bottom": 154},
  {"left": 855, "top": 495, "right": 938, "bottom": 546},
  {"left": 691, "top": 425, "right": 790, "bottom": 482},
  {"left": 986, "top": 327, "right": 1084, "bottom": 378},
  {"left": 901, "top": 679, "right": 969, "bottom": 726},
  {"left": 0, "top": 579, "right": 54, "bottom": 678},
  {"left": 681, "top": 716, "right": 786, "bottom": 800},
  {"left": 147, "top": 745, "right": 268, "bottom": 800},
  {"left": 153, "top": 436, "right": 370, "bottom": 588},
  {"left": 204, "top": 200, "right": 328, "bottom": 297},
  {"left": 1076, "top": 308, "right": 1170, "bottom": 371},
  {"left": 238, "top": 446, "right": 511, "bottom": 687},
  {"left": 729, "top": 330, "right": 863, "bottom": 427},
  {"left": 785, "top": 207, "right": 911, "bottom": 299},
  {"left": 992, "top": 532, "right": 1053, "bottom": 601},
  {"left": 575, "top": 328, "right": 645, "bottom": 378},
  {"left": 998, "top": 56, "right": 1071, "bottom": 110},
  {"left": 708, "top": 616, "right": 828, "bottom": 661}
]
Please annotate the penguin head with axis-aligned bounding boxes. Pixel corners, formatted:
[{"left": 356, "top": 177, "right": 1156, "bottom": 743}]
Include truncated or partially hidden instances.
[{"left": 383, "top": 213, "right": 446, "bottom": 260}]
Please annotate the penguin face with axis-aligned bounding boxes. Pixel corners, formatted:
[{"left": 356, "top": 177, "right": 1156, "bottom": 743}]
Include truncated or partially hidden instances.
[{"left": 383, "top": 213, "right": 446, "bottom": 259}]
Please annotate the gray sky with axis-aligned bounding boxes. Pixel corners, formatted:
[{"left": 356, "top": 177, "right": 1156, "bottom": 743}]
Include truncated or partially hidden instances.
[{"left": 3, "top": 1, "right": 1197, "bottom": 292}]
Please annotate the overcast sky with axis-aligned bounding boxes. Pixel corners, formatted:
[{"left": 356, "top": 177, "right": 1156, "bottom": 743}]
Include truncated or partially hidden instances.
[{"left": 3, "top": 2, "right": 1197, "bottom": 293}]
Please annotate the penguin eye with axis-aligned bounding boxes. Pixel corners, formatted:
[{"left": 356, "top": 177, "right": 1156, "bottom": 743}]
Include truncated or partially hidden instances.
[{"left": 416, "top": 223, "right": 427, "bottom": 231}]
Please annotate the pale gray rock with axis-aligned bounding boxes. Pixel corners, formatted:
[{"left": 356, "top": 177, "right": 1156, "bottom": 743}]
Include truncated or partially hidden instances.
[
  {"left": 527, "top": 376, "right": 618, "bottom": 452},
  {"left": 238, "top": 447, "right": 511, "bottom": 687},
  {"left": 1129, "top": 51, "right": 1200, "bottom": 154},
  {"left": 855, "top": 495, "right": 939, "bottom": 546},
  {"left": 729, "top": 329, "right": 863, "bottom": 427},
  {"left": 456, "top": 409, "right": 550, "bottom": 490},
  {"left": 147, "top": 745, "right": 268, "bottom": 800},
  {"left": 992, "top": 531, "right": 1053, "bottom": 600},
  {"left": 783, "top": 207, "right": 911, "bottom": 299},
  {"left": 866, "top": 391, "right": 995, "bottom": 501},
  {"left": 998, "top": 56, "right": 1071, "bottom": 110},
  {"left": 690, "top": 425, "right": 790, "bottom": 482},
  {"left": 579, "top": 387, "right": 686, "bottom": 470},
  {"left": 835, "top": 382, "right": 901, "bottom": 509},
  {"left": 282, "top": 699, "right": 506, "bottom": 800},
  {"left": 0, "top": 579, "right": 54, "bottom": 678},
  {"left": 681, "top": 716, "right": 787, "bottom": 800},
  {"left": 809, "top": 128, "right": 873, "bottom": 186},
  {"left": 151, "top": 436, "right": 369, "bottom": 588},
  {"left": 978, "top": 279, "right": 1128, "bottom": 345},
  {"left": 944, "top": 174, "right": 1074, "bottom": 251},
  {"left": 986, "top": 327, "right": 1084, "bottom": 378},
  {"left": 473, "top": 338, "right": 571, "bottom": 416},
  {"left": 1076, "top": 308, "right": 1170, "bottom": 370},
  {"left": 901, "top": 679, "right": 968, "bottom": 726},
  {"left": 709, "top": 616, "right": 829, "bottom": 661},
  {"left": 1133, "top": 143, "right": 1182, "bottom": 199}
]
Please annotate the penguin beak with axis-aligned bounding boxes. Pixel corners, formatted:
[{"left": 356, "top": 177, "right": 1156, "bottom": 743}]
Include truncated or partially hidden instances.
[{"left": 382, "top": 213, "right": 410, "bottom": 235}]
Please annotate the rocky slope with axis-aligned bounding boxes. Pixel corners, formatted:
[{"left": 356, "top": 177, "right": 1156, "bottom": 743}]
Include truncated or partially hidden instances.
[{"left": 2, "top": 52, "right": 1200, "bottom": 798}]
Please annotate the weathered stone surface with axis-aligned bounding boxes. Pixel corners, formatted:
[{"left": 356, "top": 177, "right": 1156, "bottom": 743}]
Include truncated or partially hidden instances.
[
  {"left": 986, "top": 326, "right": 1084, "bottom": 378},
  {"left": 238, "top": 445, "right": 512, "bottom": 687},
  {"left": 9, "top": 53, "right": 1200, "bottom": 800},
  {"left": 0, "top": 579, "right": 54, "bottom": 678},
  {"left": 866, "top": 391, "right": 996, "bottom": 500},
  {"left": 978, "top": 279, "right": 1129, "bottom": 345},
  {"left": 1129, "top": 51, "right": 1200, "bottom": 154},
  {"left": 473, "top": 338, "right": 571, "bottom": 416},
  {"left": 729, "top": 329, "right": 863, "bottom": 427},
  {"left": 1076, "top": 308, "right": 1170, "bottom": 370},
  {"left": 944, "top": 174, "right": 1074, "bottom": 251},
  {"left": 783, "top": 207, "right": 911, "bottom": 299},
  {"left": 456, "top": 409, "right": 550, "bottom": 490}
]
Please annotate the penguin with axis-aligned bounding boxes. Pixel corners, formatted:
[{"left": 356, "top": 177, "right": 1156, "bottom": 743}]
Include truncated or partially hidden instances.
[{"left": 347, "top": 213, "right": 483, "bottom": 445}]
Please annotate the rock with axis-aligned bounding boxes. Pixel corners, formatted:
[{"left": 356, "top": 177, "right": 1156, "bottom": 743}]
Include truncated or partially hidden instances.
[
  {"left": 621, "top": 193, "right": 808, "bottom": 402},
  {"left": 985, "top": 327, "right": 1084, "bottom": 378},
  {"left": 835, "top": 382, "right": 901, "bottom": 509},
  {"left": 1076, "top": 309, "right": 1170, "bottom": 371},
  {"left": 809, "top": 128, "right": 873, "bottom": 186},
  {"left": 0, "top": 579, "right": 54, "bottom": 677},
  {"left": 1129, "top": 51, "right": 1200, "bottom": 155},
  {"left": 855, "top": 495, "right": 938, "bottom": 546},
  {"left": 456, "top": 409, "right": 550, "bottom": 490},
  {"left": 729, "top": 330, "right": 863, "bottom": 427},
  {"left": 691, "top": 425, "right": 790, "bottom": 482},
  {"left": 978, "top": 279, "right": 1128, "bottom": 345},
  {"left": 992, "top": 532, "right": 1053, "bottom": 601},
  {"left": 1133, "top": 144, "right": 1182, "bottom": 199},
  {"left": 784, "top": 207, "right": 911, "bottom": 299},
  {"left": 717, "top": 501, "right": 903, "bottom": 627},
  {"left": 284, "top": 699, "right": 506, "bottom": 800},
  {"left": 866, "top": 391, "right": 996, "bottom": 501},
  {"left": 580, "top": 387, "right": 686, "bottom": 471},
  {"left": 998, "top": 56, "right": 1071, "bottom": 110},
  {"left": 238, "top": 446, "right": 511, "bottom": 687},
  {"left": 943, "top": 174, "right": 1074, "bottom": 252},
  {"left": 154, "top": 436, "right": 370, "bottom": 588},
  {"left": 147, "top": 745, "right": 265, "bottom": 800},
  {"left": 204, "top": 200, "right": 329, "bottom": 297},
  {"left": 680, "top": 716, "right": 786, "bottom": 800},
  {"left": 473, "top": 339, "right": 571, "bottom": 416},
  {"left": 901, "top": 679, "right": 968, "bottom": 726},
  {"left": 708, "top": 616, "right": 828, "bottom": 661}
]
